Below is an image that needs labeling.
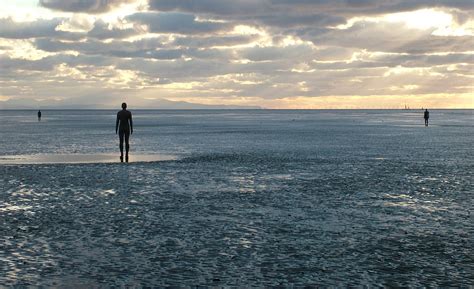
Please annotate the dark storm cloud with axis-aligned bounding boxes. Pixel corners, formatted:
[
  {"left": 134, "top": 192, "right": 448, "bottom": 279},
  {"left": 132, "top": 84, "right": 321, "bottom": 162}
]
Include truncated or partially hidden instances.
[
  {"left": 126, "top": 12, "right": 232, "bottom": 34},
  {"left": 39, "top": 0, "right": 135, "bottom": 13}
]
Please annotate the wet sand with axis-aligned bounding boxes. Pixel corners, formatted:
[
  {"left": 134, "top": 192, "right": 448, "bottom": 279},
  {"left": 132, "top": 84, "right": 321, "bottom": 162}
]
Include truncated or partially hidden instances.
[
  {"left": 0, "top": 154, "right": 177, "bottom": 165},
  {"left": 1, "top": 109, "right": 473, "bottom": 286}
]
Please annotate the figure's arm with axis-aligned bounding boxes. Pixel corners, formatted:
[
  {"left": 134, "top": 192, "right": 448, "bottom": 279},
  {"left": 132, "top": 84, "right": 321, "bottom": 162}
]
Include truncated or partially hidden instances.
[
  {"left": 116, "top": 113, "right": 119, "bottom": 134},
  {"left": 129, "top": 113, "right": 133, "bottom": 134}
]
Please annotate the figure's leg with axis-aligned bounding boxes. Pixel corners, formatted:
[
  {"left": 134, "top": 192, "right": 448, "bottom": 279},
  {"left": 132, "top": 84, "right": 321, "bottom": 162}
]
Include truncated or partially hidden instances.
[
  {"left": 125, "top": 131, "right": 130, "bottom": 162},
  {"left": 119, "top": 131, "right": 124, "bottom": 161}
]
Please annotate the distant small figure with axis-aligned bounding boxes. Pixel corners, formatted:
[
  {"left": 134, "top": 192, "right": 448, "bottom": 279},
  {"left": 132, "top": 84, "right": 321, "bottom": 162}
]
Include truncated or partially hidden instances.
[
  {"left": 37, "top": 110, "right": 42, "bottom": 121},
  {"left": 116, "top": 103, "right": 133, "bottom": 162},
  {"left": 424, "top": 109, "right": 429, "bottom": 126}
]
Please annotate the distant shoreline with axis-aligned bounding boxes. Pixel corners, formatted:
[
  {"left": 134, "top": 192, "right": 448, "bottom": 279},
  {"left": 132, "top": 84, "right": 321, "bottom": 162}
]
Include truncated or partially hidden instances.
[{"left": 0, "top": 108, "right": 472, "bottom": 111}]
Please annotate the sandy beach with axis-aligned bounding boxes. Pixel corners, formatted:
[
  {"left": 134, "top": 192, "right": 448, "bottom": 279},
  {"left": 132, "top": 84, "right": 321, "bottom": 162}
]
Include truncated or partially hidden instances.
[{"left": 1, "top": 109, "right": 473, "bottom": 286}]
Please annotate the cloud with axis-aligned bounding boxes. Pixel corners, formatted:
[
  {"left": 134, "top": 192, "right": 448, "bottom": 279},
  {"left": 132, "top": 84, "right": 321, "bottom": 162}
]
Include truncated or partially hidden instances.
[
  {"left": 257, "top": 14, "right": 346, "bottom": 28},
  {"left": 0, "top": 54, "right": 115, "bottom": 72},
  {"left": 238, "top": 44, "right": 315, "bottom": 62},
  {"left": 39, "top": 0, "right": 136, "bottom": 13},
  {"left": 149, "top": 0, "right": 271, "bottom": 15},
  {"left": 308, "top": 21, "right": 474, "bottom": 53},
  {"left": 34, "top": 37, "right": 236, "bottom": 60},
  {"left": 0, "top": 18, "right": 82, "bottom": 40},
  {"left": 127, "top": 12, "right": 232, "bottom": 34},
  {"left": 0, "top": 54, "right": 56, "bottom": 71},
  {"left": 148, "top": 0, "right": 348, "bottom": 29},
  {"left": 173, "top": 35, "right": 259, "bottom": 47},
  {"left": 1, "top": 0, "right": 473, "bottom": 108},
  {"left": 270, "top": 0, "right": 474, "bottom": 15},
  {"left": 87, "top": 20, "right": 141, "bottom": 39},
  {"left": 149, "top": 0, "right": 474, "bottom": 17}
]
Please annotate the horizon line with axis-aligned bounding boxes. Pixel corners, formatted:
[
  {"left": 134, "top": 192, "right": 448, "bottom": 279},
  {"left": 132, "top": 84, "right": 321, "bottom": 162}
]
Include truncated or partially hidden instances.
[{"left": 1, "top": 108, "right": 472, "bottom": 111}]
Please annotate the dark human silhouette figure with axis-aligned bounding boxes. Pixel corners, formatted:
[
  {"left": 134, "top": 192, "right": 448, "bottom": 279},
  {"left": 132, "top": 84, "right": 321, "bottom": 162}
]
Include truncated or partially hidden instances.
[
  {"left": 424, "top": 109, "right": 429, "bottom": 126},
  {"left": 37, "top": 110, "right": 42, "bottom": 121},
  {"left": 116, "top": 103, "right": 133, "bottom": 162}
]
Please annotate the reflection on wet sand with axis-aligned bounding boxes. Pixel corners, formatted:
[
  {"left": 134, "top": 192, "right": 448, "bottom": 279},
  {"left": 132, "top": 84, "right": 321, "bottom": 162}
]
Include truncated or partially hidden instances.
[{"left": 0, "top": 154, "right": 177, "bottom": 164}]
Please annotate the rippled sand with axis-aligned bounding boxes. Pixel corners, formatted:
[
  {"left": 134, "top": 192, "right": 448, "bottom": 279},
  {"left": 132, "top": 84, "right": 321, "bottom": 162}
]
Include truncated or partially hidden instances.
[{"left": 1, "top": 154, "right": 473, "bottom": 286}]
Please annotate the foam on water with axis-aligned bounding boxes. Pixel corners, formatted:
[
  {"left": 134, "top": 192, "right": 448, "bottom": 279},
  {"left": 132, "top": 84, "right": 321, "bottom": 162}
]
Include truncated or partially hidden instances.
[{"left": 0, "top": 109, "right": 473, "bottom": 286}]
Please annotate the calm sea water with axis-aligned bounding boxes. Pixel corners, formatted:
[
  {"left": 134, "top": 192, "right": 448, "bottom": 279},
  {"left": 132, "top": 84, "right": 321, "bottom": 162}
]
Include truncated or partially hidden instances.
[{"left": 1, "top": 109, "right": 473, "bottom": 286}]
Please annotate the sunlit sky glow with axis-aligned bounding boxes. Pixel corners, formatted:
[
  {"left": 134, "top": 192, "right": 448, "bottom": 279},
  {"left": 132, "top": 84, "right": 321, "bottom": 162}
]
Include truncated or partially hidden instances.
[{"left": 0, "top": 0, "right": 472, "bottom": 109}]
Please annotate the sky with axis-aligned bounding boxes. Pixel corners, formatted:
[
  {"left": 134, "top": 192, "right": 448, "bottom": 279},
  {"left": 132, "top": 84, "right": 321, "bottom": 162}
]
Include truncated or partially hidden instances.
[{"left": 0, "top": 0, "right": 473, "bottom": 109}]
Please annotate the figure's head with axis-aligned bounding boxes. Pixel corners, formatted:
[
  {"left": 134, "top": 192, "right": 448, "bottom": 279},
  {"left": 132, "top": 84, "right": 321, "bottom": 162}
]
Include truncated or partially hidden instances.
[{"left": 122, "top": 102, "right": 127, "bottom": 109}]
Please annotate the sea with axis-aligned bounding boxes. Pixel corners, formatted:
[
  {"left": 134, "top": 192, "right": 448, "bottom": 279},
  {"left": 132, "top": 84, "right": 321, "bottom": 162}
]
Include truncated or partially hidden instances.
[{"left": 0, "top": 109, "right": 473, "bottom": 286}]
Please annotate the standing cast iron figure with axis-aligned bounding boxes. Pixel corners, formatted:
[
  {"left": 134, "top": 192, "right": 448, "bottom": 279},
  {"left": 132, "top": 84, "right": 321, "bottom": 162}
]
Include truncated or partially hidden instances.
[
  {"left": 116, "top": 103, "right": 133, "bottom": 162},
  {"left": 424, "top": 109, "right": 429, "bottom": 126}
]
